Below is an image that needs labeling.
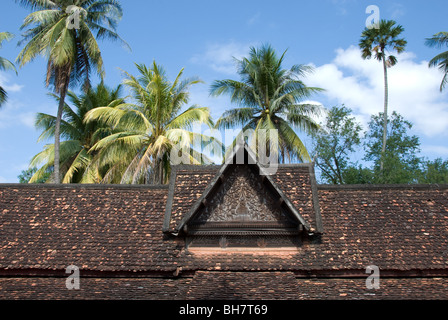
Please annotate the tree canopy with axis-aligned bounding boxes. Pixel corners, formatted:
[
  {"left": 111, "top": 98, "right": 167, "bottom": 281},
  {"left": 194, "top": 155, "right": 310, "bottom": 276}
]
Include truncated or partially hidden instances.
[{"left": 211, "top": 44, "right": 324, "bottom": 163}]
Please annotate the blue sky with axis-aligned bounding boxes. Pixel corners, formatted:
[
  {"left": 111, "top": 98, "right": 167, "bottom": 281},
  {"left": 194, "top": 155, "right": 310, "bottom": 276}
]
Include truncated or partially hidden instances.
[{"left": 0, "top": 0, "right": 447, "bottom": 182}]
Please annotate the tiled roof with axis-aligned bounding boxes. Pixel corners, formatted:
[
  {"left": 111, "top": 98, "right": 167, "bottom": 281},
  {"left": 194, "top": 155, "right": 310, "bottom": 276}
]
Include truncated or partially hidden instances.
[
  {"left": 178, "top": 185, "right": 448, "bottom": 272},
  {"left": 1, "top": 276, "right": 448, "bottom": 300},
  {"left": 0, "top": 184, "right": 175, "bottom": 272},
  {"left": 164, "top": 163, "right": 320, "bottom": 234},
  {"left": 163, "top": 165, "right": 218, "bottom": 233},
  {"left": 1, "top": 183, "right": 447, "bottom": 272},
  {"left": 1, "top": 164, "right": 448, "bottom": 300},
  {"left": 185, "top": 271, "right": 300, "bottom": 299}
]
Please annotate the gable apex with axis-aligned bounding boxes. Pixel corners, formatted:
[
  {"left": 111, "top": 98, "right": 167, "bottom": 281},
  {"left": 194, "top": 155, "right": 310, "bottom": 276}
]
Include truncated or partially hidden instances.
[{"left": 168, "top": 143, "right": 315, "bottom": 236}]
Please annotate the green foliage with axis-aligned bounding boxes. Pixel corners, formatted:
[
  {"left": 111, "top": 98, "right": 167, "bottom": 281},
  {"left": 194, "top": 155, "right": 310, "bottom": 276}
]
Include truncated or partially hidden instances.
[
  {"left": 211, "top": 44, "right": 324, "bottom": 163},
  {"left": 16, "top": 0, "right": 128, "bottom": 183},
  {"left": 359, "top": 20, "right": 407, "bottom": 65},
  {"left": 314, "top": 108, "right": 447, "bottom": 185},
  {"left": 16, "top": 0, "right": 128, "bottom": 92},
  {"left": 364, "top": 111, "right": 423, "bottom": 184},
  {"left": 359, "top": 19, "right": 407, "bottom": 172},
  {"left": 18, "top": 167, "right": 51, "bottom": 184},
  {"left": 342, "top": 165, "right": 374, "bottom": 185},
  {"left": 426, "top": 31, "right": 448, "bottom": 91},
  {"left": 29, "top": 82, "right": 124, "bottom": 183},
  {"left": 84, "top": 62, "right": 221, "bottom": 185},
  {"left": 313, "top": 105, "right": 363, "bottom": 184},
  {"left": 418, "top": 158, "right": 448, "bottom": 184},
  {"left": 0, "top": 32, "right": 17, "bottom": 107}
]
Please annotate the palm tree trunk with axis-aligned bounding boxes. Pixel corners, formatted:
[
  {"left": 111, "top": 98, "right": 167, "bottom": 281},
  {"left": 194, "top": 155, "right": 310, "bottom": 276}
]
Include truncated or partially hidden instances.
[
  {"left": 380, "top": 55, "right": 388, "bottom": 173},
  {"left": 53, "top": 89, "right": 67, "bottom": 184},
  {"left": 159, "top": 158, "right": 164, "bottom": 185},
  {"left": 53, "top": 67, "right": 71, "bottom": 184},
  {"left": 152, "top": 160, "right": 162, "bottom": 185}
]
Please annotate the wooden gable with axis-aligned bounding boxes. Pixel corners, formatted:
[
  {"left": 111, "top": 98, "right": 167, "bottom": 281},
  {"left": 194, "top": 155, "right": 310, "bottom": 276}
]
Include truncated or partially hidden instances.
[{"left": 170, "top": 142, "right": 314, "bottom": 250}]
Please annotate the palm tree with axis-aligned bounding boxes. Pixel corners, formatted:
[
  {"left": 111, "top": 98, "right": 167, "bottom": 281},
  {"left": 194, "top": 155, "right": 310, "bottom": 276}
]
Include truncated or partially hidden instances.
[
  {"left": 210, "top": 44, "right": 323, "bottom": 163},
  {"left": 15, "top": 0, "right": 128, "bottom": 183},
  {"left": 0, "top": 32, "right": 17, "bottom": 107},
  {"left": 359, "top": 19, "right": 407, "bottom": 172},
  {"left": 84, "top": 62, "right": 221, "bottom": 185},
  {"left": 425, "top": 31, "right": 448, "bottom": 91},
  {"left": 29, "top": 82, "right": 123, "bottom": 183}
]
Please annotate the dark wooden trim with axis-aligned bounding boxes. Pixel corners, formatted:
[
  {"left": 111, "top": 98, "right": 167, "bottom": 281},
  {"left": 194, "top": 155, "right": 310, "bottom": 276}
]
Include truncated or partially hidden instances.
[
  {"left": 317, "top": 183, "right": 448, "bottom": 191},
  {"left": 173, "top": 143, "right": 312, "bottom": 235},
  {"left": 1, "top": 268, "right": 448, "bottom": 279},
  {"left": 309, "top": 163, "right": 324, "bottom": 234},
  {"left": 162, "top": 167, "right": 179, "bottom": 233},
  {"left": 0, "top": 268, "right": 195, "bottom": 279},
  {"left": 0, "top": 183, "right": 169, "bottom": 190},
  {"left": 293, "top": 268, "right": 448, "bottom": 279}
]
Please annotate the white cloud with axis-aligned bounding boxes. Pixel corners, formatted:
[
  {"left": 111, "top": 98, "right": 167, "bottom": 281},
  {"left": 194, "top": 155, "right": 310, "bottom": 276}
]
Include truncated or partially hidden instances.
[
  {"left": 422, "top": 145, "right": 448, "bottom": 157},
  {"left": 0, "top": 72, "right": 30, "bottom": 129},
  {"left": 0, "top": 98, "right": 36, "bottom": 129},
  {"left": 191, "top": 41, "right": 254, "bottom": 75},
  {"left": 0, "top": 176, "right": 7, "bottom": 183},
  {"left": 306, "top": 46, "right": 448, "bottom": 137},
  {"left": 0, "top": 72, "right": 23, "bottom": 93}
]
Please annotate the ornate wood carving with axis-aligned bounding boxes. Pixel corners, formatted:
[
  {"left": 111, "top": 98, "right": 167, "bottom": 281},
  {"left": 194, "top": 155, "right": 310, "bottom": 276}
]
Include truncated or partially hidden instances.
[
  {"left": 186, "top": 165, "right": 302, "bottom": 249},
  {"left": 187, "top": 235, "right": 302, "bottom": 248},
  {"left": 191, "top": 165, "right": 293, "bottom": 224}
]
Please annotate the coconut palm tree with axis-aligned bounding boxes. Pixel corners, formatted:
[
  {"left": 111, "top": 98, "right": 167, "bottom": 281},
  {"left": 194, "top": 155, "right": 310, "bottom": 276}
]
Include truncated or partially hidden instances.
[
  {"left": 359, "top": 19, "right": 407, "bottom": 172},
  {"left": 0, "top": 32, "right": 17, "bottom": 107},
  {"left": 16, "top": 0, "right": 128, "bottom": 183},
  {"left": 29, "top": 82, "right": 124, "bottom": 183},
  {"left": 425, "top": 31, "right": 448, "bottom": 91},
  {"left": 84, "top": 62, "right": 222, "bottom": 185},
  {"left": 210, "top": 44, "right": 323, "bottom": 163}
]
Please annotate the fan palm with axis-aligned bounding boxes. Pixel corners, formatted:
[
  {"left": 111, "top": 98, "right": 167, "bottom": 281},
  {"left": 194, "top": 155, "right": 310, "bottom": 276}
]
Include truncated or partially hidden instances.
[
  {"left": 29, "top": 82, "right": 124, "bottom": 183},
  {"left": 359, "top": 19, "right": 407, "bottom": 172},
  {"left": 84, "top": 62, "right": 222, "bottom": 185},
  {"left": 0, "top": 32, "right": 17, "bottom": 107},
  {"left": 210, "top": 44, "right": 323, "bottom": 163},
  {"left": 16, "top": 0, "right": 127, "bottom": 183},
  {"left": 425, "top": 31, "right": 448, "bottom": 91}
]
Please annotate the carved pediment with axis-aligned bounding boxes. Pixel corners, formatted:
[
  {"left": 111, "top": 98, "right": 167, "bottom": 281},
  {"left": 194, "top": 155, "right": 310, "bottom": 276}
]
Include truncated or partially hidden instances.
[
  {"left": 171, "top": 143, "right": 312, "bottom": 250},
  {"left": 191, "top": 165, "right": 293, "bottom": 225}
]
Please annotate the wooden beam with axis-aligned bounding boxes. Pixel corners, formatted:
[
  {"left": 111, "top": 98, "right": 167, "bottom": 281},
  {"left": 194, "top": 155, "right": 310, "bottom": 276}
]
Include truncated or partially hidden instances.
[{"left": 276, "top": 197, "right": 285, "bottom": 207}]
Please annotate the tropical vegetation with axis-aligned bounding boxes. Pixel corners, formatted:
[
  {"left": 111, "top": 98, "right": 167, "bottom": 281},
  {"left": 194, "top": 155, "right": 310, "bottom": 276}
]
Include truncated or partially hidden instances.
[
  {"left": 426, "top": 31, "right": 448, "bottom": 91},
  {"left": 0, "top": 32, "right": 17, "bottom": 107},
  {"left": 359, "top": 19, "right": 407, "bottom": 174},
  {"left": 313, "top": 107, "right": 448, "bottom": 185},
  {"left": 312, "top": 105, "right": 363, "bottom": 184},
  {"left": 83, "top": 62, "right": 220, "bottom": 184},
  {"left": 210, "top": 44, "right": 323, "bottom": 163},
  {"left": 0, "top": 1, "right": 442, "bottom": 186},
  {"left": 15, "top": 0, "right": 127, "bottom": 183},
  {"left": 29, "top": 82, "right": 123, "bottom": 183}
]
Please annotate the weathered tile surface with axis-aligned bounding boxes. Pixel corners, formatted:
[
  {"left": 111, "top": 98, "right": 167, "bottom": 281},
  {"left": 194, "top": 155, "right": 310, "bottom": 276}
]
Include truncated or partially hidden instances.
[{"left": 1, "top": 168, "right": 447, "bottom": 299}]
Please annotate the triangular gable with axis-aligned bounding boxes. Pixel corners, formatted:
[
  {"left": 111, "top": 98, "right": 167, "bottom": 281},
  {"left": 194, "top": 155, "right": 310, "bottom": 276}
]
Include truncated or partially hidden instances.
[{"left": 172, "top": 142, "right": 312, "bottom": 236}]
